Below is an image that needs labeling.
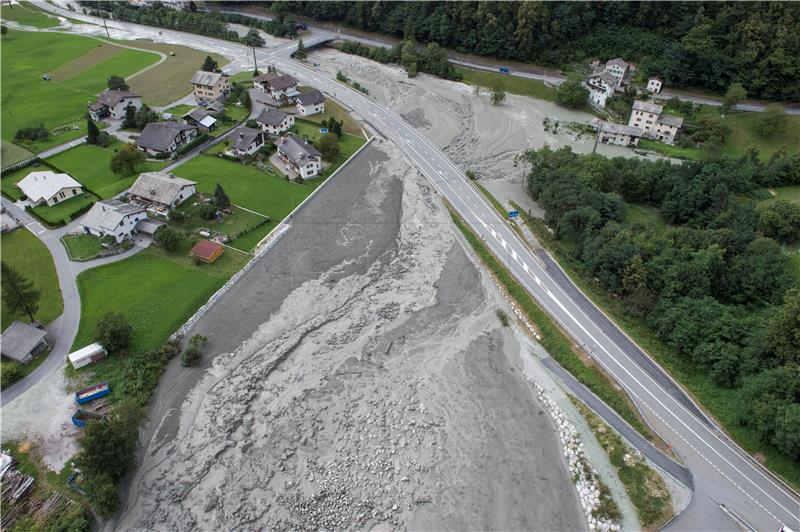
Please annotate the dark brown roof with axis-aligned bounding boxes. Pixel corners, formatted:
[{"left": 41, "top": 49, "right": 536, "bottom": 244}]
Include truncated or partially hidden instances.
[
  {"left": 264, "top": 74, "right": 296, "bottom": 91},
  {"left": 295, "top": 90, "right": 324, "bottom": 106}
]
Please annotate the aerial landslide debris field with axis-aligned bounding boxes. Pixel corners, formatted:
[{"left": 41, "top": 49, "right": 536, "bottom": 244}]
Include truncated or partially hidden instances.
[{"left": 117, "top": 142, "right": 584, "bottom": 530}]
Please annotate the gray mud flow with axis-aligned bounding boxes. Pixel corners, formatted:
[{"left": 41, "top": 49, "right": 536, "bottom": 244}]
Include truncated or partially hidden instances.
[{"left": 115, "top": 141, "right": 584, "bottom": 531}]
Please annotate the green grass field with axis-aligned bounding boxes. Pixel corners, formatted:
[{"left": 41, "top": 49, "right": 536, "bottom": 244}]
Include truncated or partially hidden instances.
[
  {"left": 61, "top": 234, "right": 103, "bottom": 261},
  {"left": 0, "top": 229, "right": 63, "bottom": 332},
  {"left": 1, "top": 29, "right": 159, "bottom": 152},
  {"left": 638, "top": 139, "right": 706, "bottom": 161},
  {"left": 169, "top": 200, "right": 271, "bottom": 251},
  {"left": 1, "top": 140, "right": 34, "bottom": 168},
  {"left": 454, "top": 66, "right": 558, "bottom": 102},
  {"left": 291, "top": 119, "right": 366, "bottom": 182},
  {"left": 0, "top": 2, "right": 60, "bottom": 28},
  {"left": 625, "top": 203, "right": 668, "bottom": 234},
  {"left": 72, "top": 245, "right": 248, "bottom": 353},
  {"left": 173, "top": 155, "right": 313, "bottom": 218},
  {"left": 123, "top": 41, "right": 225, "bottom": 106},
  {"left": 47, "top": 141, "right": 166, "bottom": 199},
  {"left": 300, "top": 98, "right": 365, "bottom": 137},
  {"left": 164, "top": 104, "right": 195, "bottom": 118},
  {"left": 30, "top": 192, "right": 97, "bottom": 226}
]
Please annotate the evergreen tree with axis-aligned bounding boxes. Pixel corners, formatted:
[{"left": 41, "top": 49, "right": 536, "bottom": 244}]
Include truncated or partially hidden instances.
[
  {"left": 201, "top": 55, "right": 219, "bottom": 72},
  {"left": 295, "top": 38, "right": 308, "bottom": 60},
  {"left": 1, "top": 262, "right": 40, "bottom": 322},
  {"left": 122, "top": 104, "right": 136, "bottom": 129},
  {"left": 214, "top": 184, "right": 231, "bottom": 210},
  {"left": 87, "top": 119, "right": 100, "bottom": 145}
]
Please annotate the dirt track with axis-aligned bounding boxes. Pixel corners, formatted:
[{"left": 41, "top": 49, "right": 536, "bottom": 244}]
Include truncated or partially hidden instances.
[{"left": 116, "top": 141, "right": 585, "bottom": 530}]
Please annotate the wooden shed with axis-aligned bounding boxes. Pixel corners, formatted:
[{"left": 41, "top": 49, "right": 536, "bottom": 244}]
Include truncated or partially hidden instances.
[{"left": 190, "top": 239, "right": 223, "bottom": 263}]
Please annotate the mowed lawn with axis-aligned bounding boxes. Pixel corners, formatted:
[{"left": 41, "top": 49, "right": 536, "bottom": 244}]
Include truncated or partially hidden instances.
[
  {"left": 1, "top": 140, "right": 34, "bottom": 167},
  {"left": 0, "top": 229, "right": 63, "bottom": 332},
  {"left": 0, "top": 3, "right": 60, "bottom": 28},
  {"left": 123, "top": 41, "right": 226, "bottom": 106},
  {"left": 47, "top": 141, "right": 167, "bottom": 199},
  {"left": 173, "top": 155, "right": 313, "bottom": 218},
  {"left": 1, "top": 29, "right": 159, "bottom": 151},
  {"left": 72, "top": 245, "right": 248, "bottom": 353},
  {"left": 301, "top": 97, "right": 365, "bottom": 137}
]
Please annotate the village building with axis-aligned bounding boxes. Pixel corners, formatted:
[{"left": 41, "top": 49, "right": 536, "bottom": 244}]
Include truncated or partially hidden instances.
[
  {"left": 294, "top": 90, "right": 325, "bottom": 117},
  {"left": 590, "top": 119, "right": 643, "bottom": 147},
  {"left": 190, "top": 70, "right": 231, "bottom": 105},
  {"left": 230, "top": 126, "right": 266, "bottom": 158},
  {"left": 88, "top": 90, "right": 141, "bottom": 121},
  {"left": 80, "top": 199, "right": 148, "bottom": 243},
  {"left": 0, "top": 321, "right": 48, "bottom": 364},
  {"left": 585, "top": 58, "right": 635, "bottom": 108},
  {"left": 276, "top": 134, "right": 322, "bottom": 179},
  {"left": 128, "top": 172, "right": 196, "bottom": 209},
  {"left": 256, "top": 107, "right": 294, "bottom": 135},
  {"left": 136, "top": 121, "right": 198, "bottom": 157},
  {"left": 16, "top": 171, "right": 83, "bottom": 207},
  {"left": 182, "top": 108, "right": 217, "bottom": 132},
  {"left": 585, "top": 72, "right": 618, "bottom": 108},
  {"left": 254, "top": 73, "right": 298, "bottom": 101},
  {"left": 647, "top": 77, "right": 663, "bottom": 93},
  {"left": 628, "top": 100, "right": 684, "bottom": 145},
  {"left": 190, "top": 239, "right": 223, "bottom": 263}
]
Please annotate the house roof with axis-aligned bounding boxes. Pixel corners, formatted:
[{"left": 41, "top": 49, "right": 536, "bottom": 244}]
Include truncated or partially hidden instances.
[
  {"left": 136, "top": 121, "right": 197, "bottom": 152},
  {"left": 265, "top": 74, "right": 297, "bottom": 91},
  {"left": 94, "top": 89, "right": 139, "bottom": 108},
  {"left": 254, "top": 73, "right": 281, "bottom": 83},
  {"left": 129, "top": 172, "right": 196, "bottom": 206},
  {"left": 191, "top": 70, "right": 227, "bottom": 86},
  {"left": 184, "top": 108, "right": 210, "bottom": 122},
  {"left": 590, "top": 72, "right": 618, "bottom": 88},
  {"left": 191, "top": 239, "right": 223, "bottom": 260},
  {"left": 256, "top": 107, "right": 289, "bottom": 127},
  {"left": 1, "top": 321, "right": 47, "bottom": 362},
  {"left": 81, "top": 199, "right": 145, "bottom": 233},
  {"left": 277, "top": 134, "right": 322, "bottom": 166},
  {"left": 16, "top": 171, "right": 82, "bottom": 203},
  {"left": 657, "top": 114, "right": 684, "bottom": 128},
  {"left": 295, "top": 90, "right": 324, "bottom": 106},
  {"left": 205, "top": 101, "right": 224, "bottom": 114},
  {"left": 632, "top": 100, "right": 663, "bottom": 115},
  {"left": 591, "top": 119, "right": 643, "bottom": 137},
  {"left": 606, "top": 58, "right": 629, "bottom": 70},
  {"left": 232, "top": 126, "right": 263, "bottom": 152}
]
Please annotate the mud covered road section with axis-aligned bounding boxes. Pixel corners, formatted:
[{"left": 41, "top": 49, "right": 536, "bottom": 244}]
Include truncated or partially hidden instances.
[{"left": 116, "top": 141, "right": 584, "bottom": 531}]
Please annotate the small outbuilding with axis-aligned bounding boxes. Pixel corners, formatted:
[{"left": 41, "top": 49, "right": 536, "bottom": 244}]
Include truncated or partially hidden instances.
[
  {"left": 67, "top": 343, "right": 107, "bottom": 370},
  {"left": 0, "top": 321, "right": 48, "bottom": 364},
  {"left": 190, "top": 239, "right": 223, "bottom": 263}
]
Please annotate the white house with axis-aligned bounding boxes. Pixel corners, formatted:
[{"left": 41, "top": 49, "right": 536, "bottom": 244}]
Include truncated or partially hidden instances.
[
  {"left": 230, "top": 126, "right": 265, "bottom": 158},
  {"left": 256, "top": 107, "right": 294, "bottom": 135},
  {"left": 88, "top": 90, "right": 141, "bottom": 121},
  {"left": 628, "top": 100, "right": 683, "bottom": 145},
  {"left": 276, "top": 134, "right": 322, "bottom": 179},
  {"left": 585, "top": 72, "right": 617, "bottom": 108},
  {"left": 80, "top": 199, "right": 147, "bottom": 243},
  {"left": 254, "top": 73, "right": 298, "bottom": 101},
  {"left": 294, "top": 90, "right": 325, "bottom": 117},
  {"left": 647, "top": 77, "right": 663, "bottom": 94},
  {"left": 16, "top": 171, "right": 83, "bottom": 207},
  {"left": 128, "top": 172, "right": 196, "bottom": 209}
]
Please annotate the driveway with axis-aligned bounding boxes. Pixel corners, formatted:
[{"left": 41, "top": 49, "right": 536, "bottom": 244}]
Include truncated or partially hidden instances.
[{"left": 0, "top": 199, "right": 145, "bottom": 406}]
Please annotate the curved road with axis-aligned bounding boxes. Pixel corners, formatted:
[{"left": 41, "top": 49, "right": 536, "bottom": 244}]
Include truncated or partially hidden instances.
[{"left": 30, "top": 4, "right": 800, "bottom": 530}]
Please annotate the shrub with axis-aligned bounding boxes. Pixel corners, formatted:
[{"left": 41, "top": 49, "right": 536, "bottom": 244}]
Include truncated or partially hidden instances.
[
  {"left": 14, "top": 124, "right": 50, "bottom": 142},
  {"left": 1, "top": 361, "right": 21, "bottom": 389},
  {"left": 154, "top": 226, "right": 182, "bottom": 251},
  {"left": 180, "top": 334, "right": 207, "bottom": 367},
  {"left": 168, "top": 208, "right": 187, "bottom": 221},
  {"left": 294, "top": 175, "right": 305, "bottom": 184},
  {"left": 93, "top": 312, "right": 133, "bottom": 353},
  {"left": 197, "top": 203, "right": 217, "bottom": 220}
]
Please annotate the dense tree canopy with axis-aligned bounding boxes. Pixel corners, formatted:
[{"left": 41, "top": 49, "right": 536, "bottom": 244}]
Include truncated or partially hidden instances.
[
  {"left": 523, "top": 145, "right": 800, "bottom": 459},
  {"left": 277, "top": 1, "right": 800, "bottom": 100}
]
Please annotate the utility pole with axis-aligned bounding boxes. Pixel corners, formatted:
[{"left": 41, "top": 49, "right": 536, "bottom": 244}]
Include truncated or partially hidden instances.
[
  {"left": 102, "top": 16, "right": 110, "bottom": 39},
  {"left": 252, "top": 47, "right": 258, "bottom": 74}
]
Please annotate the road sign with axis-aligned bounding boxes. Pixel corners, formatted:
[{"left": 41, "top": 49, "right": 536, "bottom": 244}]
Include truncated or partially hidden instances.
[
  {"left": 508, "top": 210, "right": 519, "bottom": 219},
  {"left": 319, "top": 127, "right": 329, "bottom": 133}
]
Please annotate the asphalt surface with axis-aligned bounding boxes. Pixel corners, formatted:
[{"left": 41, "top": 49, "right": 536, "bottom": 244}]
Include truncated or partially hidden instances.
[{"left": 31, "top": 4, "right": 800, "bottom": 530}]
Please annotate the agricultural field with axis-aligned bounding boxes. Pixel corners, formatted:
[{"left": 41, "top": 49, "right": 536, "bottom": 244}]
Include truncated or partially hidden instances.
[
  {"left": 72, "top": 244, "right": 248, "bottom": 353},
  {"left": 123, "top": 41, "right": 226, "bottom": 106},
  {"left": 47, "top": 141, "right": 166, "bottom": 199},
  {"left": 1, "top": 29, "right": 159, "bottom": 153},
  {"left": 0, "top": 229, "right": 63, "bottom": 332},
  {"left": 454, "top": 65, "right": 558, "bottom": 102}
]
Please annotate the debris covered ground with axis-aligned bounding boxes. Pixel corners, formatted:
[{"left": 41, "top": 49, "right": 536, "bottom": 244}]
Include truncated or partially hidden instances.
[{"left": 116, "top": 141, "right": 585, "bottom": 530}]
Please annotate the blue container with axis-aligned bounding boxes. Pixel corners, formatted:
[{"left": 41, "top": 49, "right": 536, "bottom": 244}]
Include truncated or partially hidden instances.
[{"left": 74, "top": 382, "right": 111, "bottom": 405}]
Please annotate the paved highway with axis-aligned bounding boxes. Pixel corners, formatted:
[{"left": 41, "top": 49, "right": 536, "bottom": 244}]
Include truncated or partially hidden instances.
[{"left": 33, "top": 4, "right": 800, "bottom": 529}]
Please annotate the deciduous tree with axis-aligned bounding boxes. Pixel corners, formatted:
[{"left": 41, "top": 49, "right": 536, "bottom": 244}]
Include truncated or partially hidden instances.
[
  {"left": 93, "top": 312, "right": 133, "bottom": 353},
  {"left": 110, "top": 143, "right": 145, "bottom": 175},
  {"left": 107, "top": 75, "right": 129, "bottom": 91}
]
